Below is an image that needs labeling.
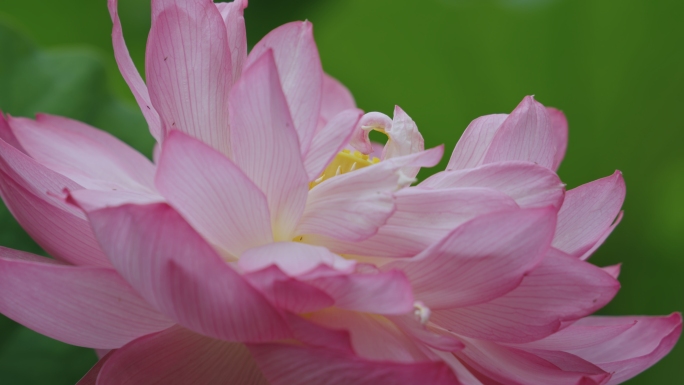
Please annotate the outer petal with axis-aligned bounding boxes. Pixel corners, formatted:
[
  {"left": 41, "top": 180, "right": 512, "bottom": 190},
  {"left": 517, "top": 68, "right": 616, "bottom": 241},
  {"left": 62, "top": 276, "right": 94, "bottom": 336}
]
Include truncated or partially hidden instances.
[
  {"left": 77, "top": 352, "right": 113, "bottom": 385},
  {"left": 146, "top": 0, "right": 232, "bottom": 154},
  {"left": 309, "top": 186, "right": 518, "bottom": 259},
  {"left": 447, "top": 114, "right": 507, "bottom": 171},
  {"left": 0, "top": 138, "right": 110, "bottom": 266},
  {"left": 230, "top": 50, "right": 308, "bottom": 240},
  {"left": 0, "top": 111, "right": 24, "bottom": 152},
  {"left": 304, "top": 108, "right": 363, "bottom": 181},
  {"left": 8, "top": 115, "right": 156, "bottom": 192},
  {"left": 387, "top": 208, "right": 556, "bottom": 309},
  {"left": 579, "top": 211, "right": 624, "bottom": 261},
  {"left": 215, "top": 0, "right": 248, "bottom": 84},
  {"left": 246, "top": 21, "right": 323, "bottom": 154},
  {"left": 553, "top": 171, "right": 625, "bottom": 258},
  {"left": 455, "top": 338, "right": 611, "bottom": 385},
  {"left": 483, "top": 96, "right": 556, "bottom": 169},
  {"left": 155, "top": 131, "right": 273, "bottom": 258},
  {"left": 86, "top": 202, "right": 290, "bottom": 342},
  {"left": 97, "top": 326, "right": 269, "bottom": 385},
  {"left": 249, "top": 343, "right": 461, "bottom": 385},
  {"left": 0, "top": 247, "right": 173, "bottom": 349},
  {"left": 548, "top": 107, "right": 568, "bottom": 171},
  {"left": 562, "top": 314, "right": 682, "bottom": 385},
  {"left": 68, "top": 189, "right": 164, "bottom": 213},
  {"left": 429, "top": 349, "right": 484, "bottom": 385},
  {"left": 430, "top": 252, "right": 620, "bottom": 343},
  {"left": 108, "top": 0, "right": 163, "bottom": 141},
  {"left": 421, "top": 161, "right": 565, "bottom": 209},
  {"left": 319, "top": 73, "right": 356, "bottom": 130},
  {"left": 298, "top": 146, "right": 443, "bottom": 242}
]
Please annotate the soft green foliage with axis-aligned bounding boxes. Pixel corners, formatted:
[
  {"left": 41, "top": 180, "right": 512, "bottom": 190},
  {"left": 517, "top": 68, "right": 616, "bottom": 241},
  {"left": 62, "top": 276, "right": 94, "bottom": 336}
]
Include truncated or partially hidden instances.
[{"left": 0, "top": 0, "right": 682, "bottom": 383}]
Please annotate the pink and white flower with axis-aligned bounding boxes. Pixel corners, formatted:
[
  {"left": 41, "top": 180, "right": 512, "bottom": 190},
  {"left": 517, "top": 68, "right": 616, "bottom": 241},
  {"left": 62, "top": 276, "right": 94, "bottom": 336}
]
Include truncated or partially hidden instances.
[{"left": 0, "top": 0, "right": 679, "bottom": 384}]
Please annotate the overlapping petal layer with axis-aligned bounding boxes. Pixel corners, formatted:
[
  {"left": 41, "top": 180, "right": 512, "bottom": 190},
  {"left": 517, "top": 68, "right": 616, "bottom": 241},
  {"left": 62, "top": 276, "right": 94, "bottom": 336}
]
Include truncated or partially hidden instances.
[{"left": 0, "top": 0, "right": 678, "bottom": 383}]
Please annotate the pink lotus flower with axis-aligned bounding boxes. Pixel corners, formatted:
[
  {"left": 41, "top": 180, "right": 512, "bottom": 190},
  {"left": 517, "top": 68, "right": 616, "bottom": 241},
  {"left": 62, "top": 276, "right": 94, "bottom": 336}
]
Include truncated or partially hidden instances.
[{"left": 0, "top": 0, "right": 679, "bottom": 384}]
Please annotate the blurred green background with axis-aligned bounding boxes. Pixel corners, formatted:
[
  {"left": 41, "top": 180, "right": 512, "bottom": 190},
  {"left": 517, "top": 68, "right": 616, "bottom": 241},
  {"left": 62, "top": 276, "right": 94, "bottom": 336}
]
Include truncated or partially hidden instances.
[{"left": 0, "top": 0, "right": 681, "bottom": 383}]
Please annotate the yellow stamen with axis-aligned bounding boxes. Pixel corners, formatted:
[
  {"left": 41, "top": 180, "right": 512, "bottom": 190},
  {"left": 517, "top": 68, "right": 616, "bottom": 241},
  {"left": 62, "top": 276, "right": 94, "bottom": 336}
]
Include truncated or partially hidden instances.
[{"left": 309, "top": 149, "right": 380, "bottom": 189}]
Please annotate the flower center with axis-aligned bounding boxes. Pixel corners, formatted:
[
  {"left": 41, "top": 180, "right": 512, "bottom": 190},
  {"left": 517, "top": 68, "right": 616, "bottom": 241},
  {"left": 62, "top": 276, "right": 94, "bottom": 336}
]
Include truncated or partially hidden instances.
[{"left": 309, "top": 149, "right": 380, "bottom": 189}]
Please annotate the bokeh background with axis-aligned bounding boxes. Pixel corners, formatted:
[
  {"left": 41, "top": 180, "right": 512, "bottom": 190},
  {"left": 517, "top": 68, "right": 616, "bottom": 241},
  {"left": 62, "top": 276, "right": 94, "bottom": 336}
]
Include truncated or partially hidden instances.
[{"left": 0, "top": 0, "right": 682, "bottom": 383}]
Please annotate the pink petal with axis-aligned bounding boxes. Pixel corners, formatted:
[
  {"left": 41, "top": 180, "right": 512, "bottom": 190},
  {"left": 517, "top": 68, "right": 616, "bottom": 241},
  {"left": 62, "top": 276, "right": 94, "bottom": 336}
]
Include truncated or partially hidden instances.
[
  {"left": 430, "top": 252, "right": 620, "bottom": 343},
  {"left": 382, "top": 106, "right": 425, "bottom": 177},
  {"left": 0, "top": 139, "right": 110, "bottom": 267},
  {"left": 304, "top": 108, "right": 363, "bottom": 181},
  {"left": 602, "top": 262, "right": 622, "bottom": 279},
  {"left": 309, "top": 310, "right": 432, "bottom": 362},
  {"left": 229, "top": 50, "right": 308, "bottom": 241},
  {"left": 284, "top": 312, "right": 354, "bottom": 353},
  {"left": 319, "top": 73, "right": 357, "bottom": 130},
  {"left": 146, "top": 0, "right": 232, "bottom": 155},
  {"left": 97, "top": 326, "right": 269, "bottom": 385},
  {"left": 553, "top": 171, "right": 625, "bottom": 258},
  {"left": 298, "top": 146, "right": 443, "bottom": 242},
  {"left": 389, "top": 314, "right": 465, "bottom": 352},
  {"left": 244, "top": 266, "right": 335, "bottom": 313},
  {"left": 86, "top": 202, "right": 290, "bottom": 342},
  {"left": 387, "top": 208, "right": 556, "bottom": 309},
  {"left": 310, "top": 186, "right": 518, "bottom": 259},
  {"left": 68, "top": 189, "right": 164, "bottom": 213},
  {"left": 483, "top": 96, "right": 556, "bottom": 169},
  {"left": 548, "top": 107, "right": 568, "bottom": 171},
  {"left": 239, "top": 242, "right": 355, "bottom": 276},
  {"left": 566, "top": 314, "right": 682, "bottom": 385},
  {"left": 421, "top": 161, "right": 565, "bottom": 209},
  {"left": 239, "top": 242, "right": 412, "bottom": 314},
  {"left": 0, "top": 247, "right": 173, "bottom": 349},
  {"left": 249, "top": 343, "right": 461, "bottom": 385},
  {"left": 350, "top": 112, "right": 393, "bottom": 155},
  {"left": 515, "top": 319, "right": 638, "bottom": 352},
  {"left": 77, "top": 351, "right": 113, "bottom": 385},
  {"left": 429, "top": 349, "right": 485, "bottom": 385},
  {"left": 579, "top": 211, "right": 624, "bottom": 261},
  {"left": 0, "top": 111, "right": 25, "bottom": 153},
  {"left": 447, "top": 114, "right": 508, "bottom": 171},
  {"left": 107, "top": 0, "right": 163, "bottom": 141},
  {"left": 155, "top": 131, "right": 273, "bottom": 258},
  {"left": 455, "top": 338, "right": 610, "bottom": 385},
  {"left": 8, "top": 115, "right": 156, "bottom": 192},
  {"left": 307, "top": 268, "right": 415, "bottom": 314},
  {"left": 215, "top": 0, "right": 248, "bottom": 84},
  {"left": 246, "top": 21, "right": 323, "bottom": 155}
]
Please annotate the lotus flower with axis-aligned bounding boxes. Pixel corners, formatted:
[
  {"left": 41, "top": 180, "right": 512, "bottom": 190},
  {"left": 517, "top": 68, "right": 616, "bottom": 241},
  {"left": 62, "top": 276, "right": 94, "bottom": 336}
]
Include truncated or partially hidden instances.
[{"left": 0, "top": 0, "right": 679, "bottom": 384}]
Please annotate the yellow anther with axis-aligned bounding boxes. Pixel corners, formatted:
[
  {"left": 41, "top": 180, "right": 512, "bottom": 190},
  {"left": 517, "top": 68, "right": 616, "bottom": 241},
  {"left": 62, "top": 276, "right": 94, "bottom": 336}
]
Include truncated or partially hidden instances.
[{"left": 309, "top": 150, "right": 380, "bottom": 189}]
